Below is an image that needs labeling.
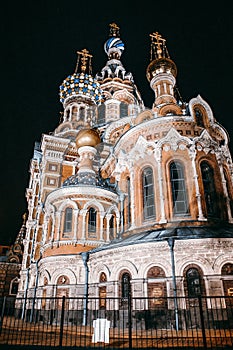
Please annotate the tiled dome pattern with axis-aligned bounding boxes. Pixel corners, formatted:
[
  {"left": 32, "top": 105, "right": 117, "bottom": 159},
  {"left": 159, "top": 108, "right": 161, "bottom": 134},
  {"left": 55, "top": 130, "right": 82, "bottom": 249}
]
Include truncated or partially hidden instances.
[{"left": 59, "top": 72, "right": 104, "bottom": 105}]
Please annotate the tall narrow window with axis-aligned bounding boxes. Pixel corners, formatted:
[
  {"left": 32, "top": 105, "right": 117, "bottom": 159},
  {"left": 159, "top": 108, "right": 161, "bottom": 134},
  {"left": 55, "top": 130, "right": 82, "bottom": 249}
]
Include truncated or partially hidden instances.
[
  {"left": 109, "top": 214, "right": 115, "bottom": 240},
  {"left": 121, "top": 272, "right": 131, "bottom": 299},
  {"left": 88, "top": 207, "right": 97, "bottom": 235},
  {"left": 186, "top": 268, "right": 202, "bottom": 297},
  {"left": 170, "top": 162, "right": 189, "bottom": 215},
  {"left": 201, "top": 161, "right": 218, "bottom": 217},
  {"left": 194, "top": 107, "right": 204, "bottom": 127},
  {"left": 64, "top": 208, "right": 72, "bottom": 233},
  {"left": 142, "top": 167, "right": 155, "bottom": 220}
]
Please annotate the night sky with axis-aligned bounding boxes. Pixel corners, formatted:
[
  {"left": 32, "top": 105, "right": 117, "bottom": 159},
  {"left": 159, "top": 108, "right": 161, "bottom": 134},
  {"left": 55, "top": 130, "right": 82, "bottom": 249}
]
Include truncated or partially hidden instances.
[{"left": 1, "top": 1, "right": 233, "bottom": 245}]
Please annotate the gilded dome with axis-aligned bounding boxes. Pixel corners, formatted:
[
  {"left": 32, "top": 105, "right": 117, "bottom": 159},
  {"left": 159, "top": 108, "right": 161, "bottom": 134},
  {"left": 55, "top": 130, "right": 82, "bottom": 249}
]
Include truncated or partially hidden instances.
[
  {"left": 76, "top": 128, "right": 101, "bottom": 148},
  {"left": 146, "top": 57, "right": 177, "bottom": 82}
]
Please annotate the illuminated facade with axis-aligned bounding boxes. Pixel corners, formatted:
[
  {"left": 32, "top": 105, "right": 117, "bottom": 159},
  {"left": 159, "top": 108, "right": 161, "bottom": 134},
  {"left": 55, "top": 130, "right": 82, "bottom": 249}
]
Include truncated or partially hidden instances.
[{"left": 17, "top": 24, "right": 233, "bottom": 306}]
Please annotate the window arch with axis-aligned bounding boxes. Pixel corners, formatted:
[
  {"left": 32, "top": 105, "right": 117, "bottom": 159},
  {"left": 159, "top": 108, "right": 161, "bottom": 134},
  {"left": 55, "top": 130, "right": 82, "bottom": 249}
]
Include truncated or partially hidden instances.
[
  {"left": 121, "top": 272, "right": 131, "bottom": 299},
  {"left": 142, "top": 167, "right": 155, "bottom": 220},
  {"left": 9, "top": 277, "right": 19, "bottom": 295},
  {"left": 200, "top": 161, "right": 218, "bottom": 217},
  {"left": 88, "top": 207, "right": 97, "bottom": 236},
  {"left": 63, "top": 207, "right": 72, "bottom": 234},
  {"left": 186, "top": 268, "right": 202, "bottom": 297},
  {"left": 99, "top": 272, "right": 107, "bottom": 310},
  {"left": 170, "top": 161, "right": 189, "bottom": 215},
  {"left": 109, "top": 214, "right": 116, "bottom": 240},
  {"left": 183, "top": 265, "right": 206, "bottom": 308},
  {"left": 119, "top": 271, "right": 131, "bottom": 308},
  {"left": 194, "top": 107, "right": 204, "bottom": 127},
  {"left": 147, "top": 266, "right": 167, "bottom": 309}
]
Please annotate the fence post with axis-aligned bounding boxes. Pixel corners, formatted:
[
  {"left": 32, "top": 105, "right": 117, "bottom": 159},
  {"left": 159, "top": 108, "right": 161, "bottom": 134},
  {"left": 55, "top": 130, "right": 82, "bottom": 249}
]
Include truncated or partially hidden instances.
[
  {"left": 59, "top": 296, "right": 65, "bottom": 347},
  {"left": 128, "top": 287, "right": 132, "bottom": 350},
  {"left": 0, "top": 296, "right": 6, "bottom": 335},
  {"left": 198, "top": 296, "right": 207, "bottom": 350}
]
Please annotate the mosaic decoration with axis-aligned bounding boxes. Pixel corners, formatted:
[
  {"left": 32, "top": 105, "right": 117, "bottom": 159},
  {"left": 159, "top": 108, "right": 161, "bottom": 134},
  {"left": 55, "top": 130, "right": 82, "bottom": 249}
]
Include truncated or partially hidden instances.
[{"left": 59, "top": 72, "right": 104, "bottom": 105}]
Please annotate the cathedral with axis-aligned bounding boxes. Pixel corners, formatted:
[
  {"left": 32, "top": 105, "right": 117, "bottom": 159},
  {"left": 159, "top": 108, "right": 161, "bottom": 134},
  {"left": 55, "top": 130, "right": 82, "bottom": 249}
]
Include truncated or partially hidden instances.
[{"left": 17, "top": 23, "right": 233, "bottom": 308}]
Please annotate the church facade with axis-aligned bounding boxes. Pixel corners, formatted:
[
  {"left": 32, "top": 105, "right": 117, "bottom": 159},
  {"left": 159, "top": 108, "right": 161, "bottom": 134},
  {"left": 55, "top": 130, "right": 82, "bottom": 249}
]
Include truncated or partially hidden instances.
[{"left": 17, "top": 24, "right": 233, "bottom": 309}]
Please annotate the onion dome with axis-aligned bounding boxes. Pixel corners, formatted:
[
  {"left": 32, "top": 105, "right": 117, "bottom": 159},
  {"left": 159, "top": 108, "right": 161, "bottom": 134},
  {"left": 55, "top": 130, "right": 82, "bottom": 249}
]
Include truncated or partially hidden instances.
[
  {"left": 76, "top": 128, "right": 101, "bottom": 148},
  {"left": 59, "top": 49, "right": 104, "bottom": 106},
  {"left": 146, "top": 32, "right": 177, "bottom": 82}
]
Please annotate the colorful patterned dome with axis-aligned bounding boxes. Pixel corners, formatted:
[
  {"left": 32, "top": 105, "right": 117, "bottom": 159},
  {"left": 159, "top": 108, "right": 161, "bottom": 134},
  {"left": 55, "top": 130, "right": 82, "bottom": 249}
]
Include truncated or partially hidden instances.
[
  {"left": 104, "top": 37, "right": 125, "bottom": 58},
  {"left": 59, "top": 72, "right": 104, "bottom": 105}
]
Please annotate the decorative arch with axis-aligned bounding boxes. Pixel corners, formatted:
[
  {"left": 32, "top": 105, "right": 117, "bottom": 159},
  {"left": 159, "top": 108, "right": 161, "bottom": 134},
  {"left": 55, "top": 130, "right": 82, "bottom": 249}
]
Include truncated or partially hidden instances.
[
  {"left": 134, "top": 110, "right": 153, "bottom": 125},
  {"left": 9, "top": 277, "right": 20, "bottom": 295},
  {"left": 147, "top": 266, "right": 167, "bottom": 309},
  {"left": 183, "top": 264, "right": 206, "bottom": 309},
  {"left": 51, "top": 267, "right": 77, "bottom": 285},
  {"left": 189, "top": 95, "right": 214, "bottom": 125},
  {"left": 39, "top": 269, "right": 51, "bottom": 286},
  {"left": 57, "top": 199, "right": 79, "bottom": 213},
  {"left": 158, "top": 104, "right": 182, "bottom": 116},
  {"left": 111, "top": 259, "right": 138, "bottom": 281},
  {"left": 83, "top": 199, "right": 104, "bottom": 213}
]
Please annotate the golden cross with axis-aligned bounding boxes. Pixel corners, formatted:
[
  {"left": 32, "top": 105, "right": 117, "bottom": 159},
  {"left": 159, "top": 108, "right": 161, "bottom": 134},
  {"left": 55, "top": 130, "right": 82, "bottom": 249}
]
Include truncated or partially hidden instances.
[
  {"left": 109, "top": 22, "right": 120, "bottom": 37},
  {"left": 76, "top": 48, "right": 93, "bottom": 73},
  {"left": 150, "top": 32, "right": 166, "bottom": 58}
]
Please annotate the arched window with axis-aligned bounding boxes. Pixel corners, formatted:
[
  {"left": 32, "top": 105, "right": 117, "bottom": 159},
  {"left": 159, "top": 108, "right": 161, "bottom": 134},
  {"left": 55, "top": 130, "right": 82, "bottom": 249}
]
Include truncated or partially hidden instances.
[
  {"left": 201, "top": 161, "right": 218, "bottom": 217},
  {"left": 142, "top": 167, "right": 155, "bottom": 220},
  {"left": 63, "top": 208, "right": 72, "bottom": 234},
  {"left": 170, "top": 162, "right": 189, "bottom": 215},
  {"left": 88, "top": 207, "right": 97, "bottom": 236},
  {"left": 194, "top": 107, "right": 204, "bottom": 127},
  {"left": 121, "top": 272, "right": 131, "bottom": 300},
  {"left": 186, "top": 268, "right": 202, "bottom": 297},
  {"left": 9, "top": 277, "right": 19, "bottom": 295},
  {"left": 147, "top": 266, "right": 167, "bottom": 309},
  {"left": 109, "top": 214, "right": 115, "bottom": 240},
  {"left": 99, "top": 272, "right": 107, "bottom": 309},
  {"left": 119, "top": 271, "right": 131, "bottom": 309}
]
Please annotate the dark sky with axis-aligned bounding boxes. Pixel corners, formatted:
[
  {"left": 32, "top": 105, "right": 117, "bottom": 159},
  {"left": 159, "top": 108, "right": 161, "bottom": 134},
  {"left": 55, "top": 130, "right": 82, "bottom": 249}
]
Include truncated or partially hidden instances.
[{"left": 1, "top": 1, "right": 233, "bottom": 245}]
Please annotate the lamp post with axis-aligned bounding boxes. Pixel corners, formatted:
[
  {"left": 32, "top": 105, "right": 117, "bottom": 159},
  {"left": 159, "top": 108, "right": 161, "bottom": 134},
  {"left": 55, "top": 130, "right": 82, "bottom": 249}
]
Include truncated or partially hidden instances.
[{"left": 167, "top": 236, "right": 179, "bottom": 331}]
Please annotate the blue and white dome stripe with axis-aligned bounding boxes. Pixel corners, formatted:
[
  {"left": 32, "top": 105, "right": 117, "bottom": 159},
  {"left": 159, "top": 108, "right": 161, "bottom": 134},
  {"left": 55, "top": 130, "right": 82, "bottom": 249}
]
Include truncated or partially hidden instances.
[{"left": 104, "top": 37, "right": 124, "bottom": 56}]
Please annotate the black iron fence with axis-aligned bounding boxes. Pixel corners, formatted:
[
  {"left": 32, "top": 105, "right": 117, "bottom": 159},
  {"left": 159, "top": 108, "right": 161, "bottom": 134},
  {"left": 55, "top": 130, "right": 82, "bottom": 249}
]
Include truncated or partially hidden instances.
[{"left": 0, "top": 295, "right": 233, "bottom": 349}]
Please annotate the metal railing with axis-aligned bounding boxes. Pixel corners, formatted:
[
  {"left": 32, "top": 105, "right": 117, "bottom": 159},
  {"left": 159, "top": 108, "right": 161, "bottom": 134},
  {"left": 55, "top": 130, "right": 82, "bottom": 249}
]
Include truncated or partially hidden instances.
[{"left": 0, "top": 295, "right": 233, "bottom": 349}]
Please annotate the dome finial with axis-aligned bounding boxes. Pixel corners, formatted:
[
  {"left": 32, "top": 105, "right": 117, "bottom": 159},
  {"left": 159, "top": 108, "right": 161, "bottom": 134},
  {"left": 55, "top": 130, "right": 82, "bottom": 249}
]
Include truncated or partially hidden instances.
[
  {"left": 109, "top": 22, "right": 120, "bottom": 37},
  {"left": 149, "top": 32, "right": 170, "bottom": 60},
  {"left": 75, "top": 48, "right": 93, "bottom": 74}
]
